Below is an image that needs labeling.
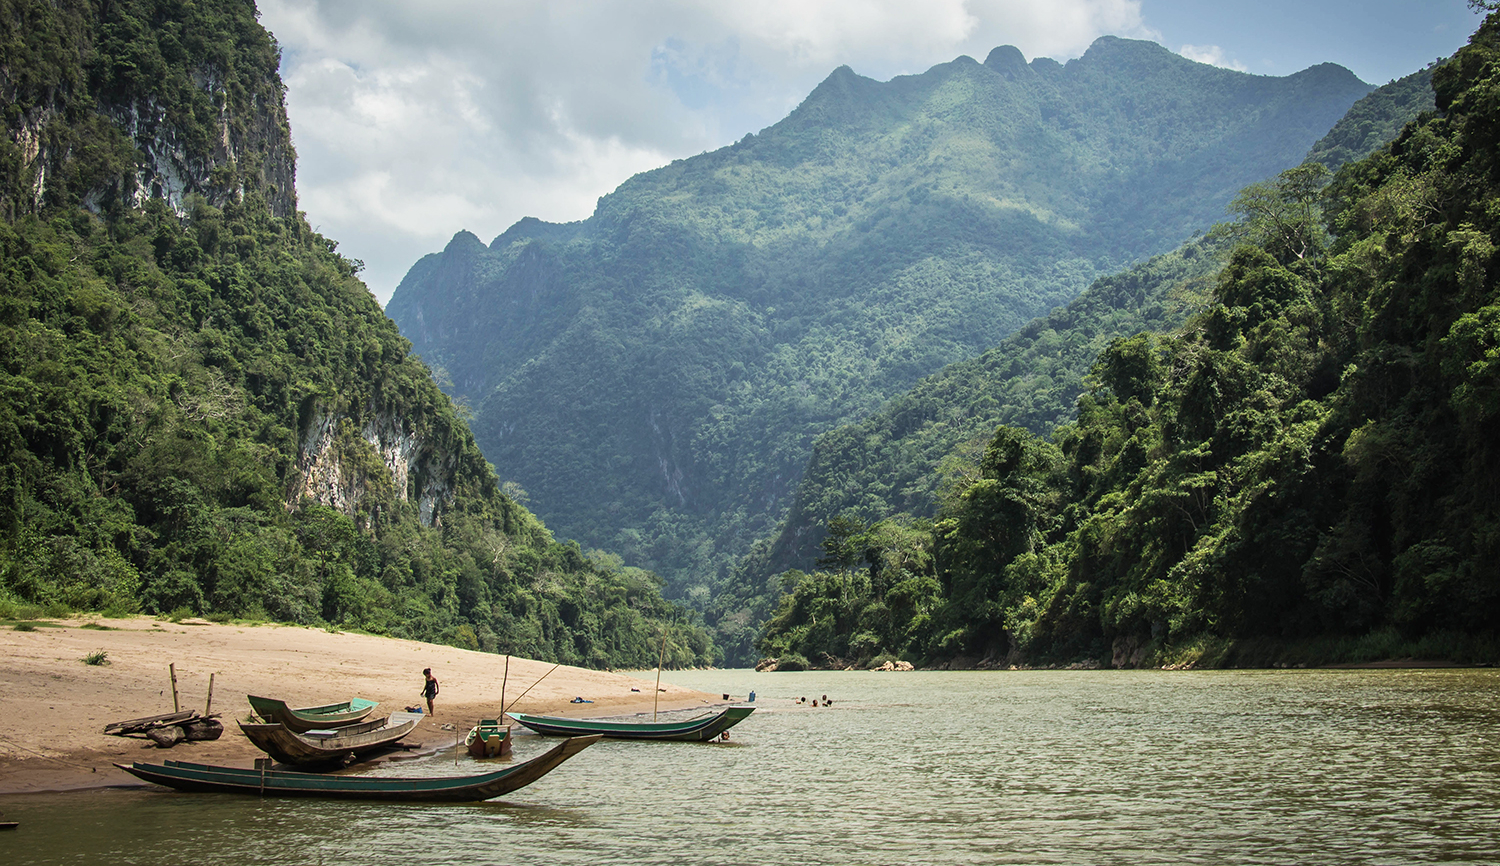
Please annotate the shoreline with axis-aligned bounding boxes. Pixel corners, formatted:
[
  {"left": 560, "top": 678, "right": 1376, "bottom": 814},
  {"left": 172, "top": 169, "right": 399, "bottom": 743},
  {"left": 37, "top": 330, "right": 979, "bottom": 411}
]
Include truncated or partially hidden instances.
[{"left": 0, "top": 615, "right": 724, "bottom": 794}]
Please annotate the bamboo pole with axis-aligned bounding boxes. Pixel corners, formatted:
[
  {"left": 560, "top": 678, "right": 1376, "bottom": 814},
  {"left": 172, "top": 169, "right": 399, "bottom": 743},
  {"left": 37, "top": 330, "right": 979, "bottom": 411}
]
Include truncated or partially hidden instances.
[
  {"left": 653, "top": 629, "right": 667, "bottom": 721},
  {"left": 502, "top": 662, "right": 561, "bottom": 716},
  {"left": 500, "top": 655, "right": 510, "bottom": 718},
  {"left": 169, "top": 663, "right": 179, "bottom": 713},
  {"left": 204, "top": 672, "right": 215, "bottom": 716}
]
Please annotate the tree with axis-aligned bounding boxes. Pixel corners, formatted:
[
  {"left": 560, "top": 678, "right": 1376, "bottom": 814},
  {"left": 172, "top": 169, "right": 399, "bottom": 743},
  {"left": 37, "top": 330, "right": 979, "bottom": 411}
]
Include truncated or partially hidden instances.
[{"left": 1218, "top": 162, "right": 1331, "bottom": 264}]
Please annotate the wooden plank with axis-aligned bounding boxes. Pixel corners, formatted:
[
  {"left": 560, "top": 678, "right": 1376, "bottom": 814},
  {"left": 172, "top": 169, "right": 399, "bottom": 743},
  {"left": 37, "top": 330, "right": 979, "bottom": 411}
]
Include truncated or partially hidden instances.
[{"left": 104, "top": 710, "right": 196, "bottom": 733}]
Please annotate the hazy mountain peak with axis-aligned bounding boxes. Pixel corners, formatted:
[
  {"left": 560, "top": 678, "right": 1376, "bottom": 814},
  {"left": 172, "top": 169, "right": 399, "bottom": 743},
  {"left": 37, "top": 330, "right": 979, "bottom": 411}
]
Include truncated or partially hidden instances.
[
  {"left": 444, "top": 229, "right": 486, "bottom": 253},
  {"left": 983, "top": 45, "right": 1029, "bottom": 79},
  {"left": 1287, "top": 61, "right": 1369, "bottom": 88}
]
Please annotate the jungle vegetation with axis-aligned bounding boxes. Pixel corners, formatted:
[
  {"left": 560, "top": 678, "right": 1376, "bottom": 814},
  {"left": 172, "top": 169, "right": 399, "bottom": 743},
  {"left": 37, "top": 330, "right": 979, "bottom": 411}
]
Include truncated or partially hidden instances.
[
  {"left": 714, "top": 66, "right": 1441, "bottom": 664},
  {"left": 755, "top": 15, "right": 1500, "bottom": 669},
  {"left": 0, "top": 0, "right": 712, "bottom": 668}
]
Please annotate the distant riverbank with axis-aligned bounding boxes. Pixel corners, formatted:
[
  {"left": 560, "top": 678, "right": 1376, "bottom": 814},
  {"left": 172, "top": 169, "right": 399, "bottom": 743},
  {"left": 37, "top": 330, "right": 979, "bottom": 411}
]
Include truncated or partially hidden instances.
[{"left": 0, "top": 616, "right": 718, "bottom": 793}]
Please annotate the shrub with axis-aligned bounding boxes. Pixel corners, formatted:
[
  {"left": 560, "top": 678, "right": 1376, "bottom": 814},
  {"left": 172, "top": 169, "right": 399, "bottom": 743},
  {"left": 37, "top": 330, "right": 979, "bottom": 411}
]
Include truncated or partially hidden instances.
[{"left": 776, "top": 652, "right": 810, "bottom": 671}]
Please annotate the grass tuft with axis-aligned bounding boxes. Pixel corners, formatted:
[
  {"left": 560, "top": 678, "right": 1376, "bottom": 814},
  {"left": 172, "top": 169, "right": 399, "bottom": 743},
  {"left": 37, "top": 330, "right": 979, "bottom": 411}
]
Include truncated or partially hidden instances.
[{"left": 82, "top": 649, "right": 109, "bottom": 666}]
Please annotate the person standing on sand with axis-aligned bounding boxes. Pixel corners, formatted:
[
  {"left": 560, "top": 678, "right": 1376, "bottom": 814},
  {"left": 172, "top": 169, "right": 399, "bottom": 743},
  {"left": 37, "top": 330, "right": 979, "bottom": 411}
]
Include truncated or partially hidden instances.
[{"left": 421, "top": 668, "right": 439, "bottom": 716}]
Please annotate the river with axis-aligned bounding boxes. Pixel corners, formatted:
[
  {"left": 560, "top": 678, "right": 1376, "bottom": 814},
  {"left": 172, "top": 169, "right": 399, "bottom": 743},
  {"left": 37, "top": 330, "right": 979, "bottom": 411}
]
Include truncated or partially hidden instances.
[{"left": 2, "top": 668, "right": 1497, "bottom": 864}]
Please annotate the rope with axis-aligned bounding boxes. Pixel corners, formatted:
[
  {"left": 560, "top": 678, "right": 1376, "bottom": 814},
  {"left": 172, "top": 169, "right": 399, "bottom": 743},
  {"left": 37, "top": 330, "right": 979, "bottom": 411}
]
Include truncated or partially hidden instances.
[{"left": 0, "top": 733, "right": 102, "bottom": 771}]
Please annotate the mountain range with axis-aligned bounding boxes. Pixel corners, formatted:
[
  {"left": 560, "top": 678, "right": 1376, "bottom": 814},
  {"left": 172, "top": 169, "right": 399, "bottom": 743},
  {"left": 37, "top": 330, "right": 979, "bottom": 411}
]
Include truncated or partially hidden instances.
[{"left": 388, "top": 37, "right": 1376, "bottom": 606}]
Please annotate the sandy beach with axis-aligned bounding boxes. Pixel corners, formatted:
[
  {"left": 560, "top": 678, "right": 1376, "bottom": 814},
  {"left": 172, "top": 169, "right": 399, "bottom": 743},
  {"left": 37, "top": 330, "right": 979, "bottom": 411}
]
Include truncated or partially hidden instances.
[{"left": 0, "top": 616, "right": 721, "bottom": 794}]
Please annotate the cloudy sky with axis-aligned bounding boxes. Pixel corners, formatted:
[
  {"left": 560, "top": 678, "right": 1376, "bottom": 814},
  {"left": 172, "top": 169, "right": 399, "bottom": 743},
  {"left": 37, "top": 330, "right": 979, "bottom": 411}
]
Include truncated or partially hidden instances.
[{"left": 256, "top": 0, "right": 1487, "bottom": 305}]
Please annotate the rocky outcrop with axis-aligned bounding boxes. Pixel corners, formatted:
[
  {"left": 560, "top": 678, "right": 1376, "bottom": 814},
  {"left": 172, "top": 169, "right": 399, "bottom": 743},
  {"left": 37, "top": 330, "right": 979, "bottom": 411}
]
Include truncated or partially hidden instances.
[
  {"left": 103, "top": 85, "right": 297, "bottom": 218},
  {"left": 1, "top": 5, "right": 296, "bottom": 220},
  {"left": 1111, "top": 635, "right": 1149, "bottom": 669},
  {"left": 292, "top": 408, "right": 454, "bottom": 527}
]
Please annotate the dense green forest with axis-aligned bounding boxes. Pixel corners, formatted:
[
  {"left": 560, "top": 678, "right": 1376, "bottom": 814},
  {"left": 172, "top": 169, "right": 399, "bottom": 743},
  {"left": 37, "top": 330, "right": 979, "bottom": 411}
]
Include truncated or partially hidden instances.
[
  {"left": 390, "top": 40, "right": 1373, "bottom": 608},
  {"left": 712, "top": 67, "right": 1440, "bottom": 664},
  {"left": 756, "top": 15, "right": 1500, "bottom": 669},
  {"left": 0, "top": 0, "right": 712, "bottom": 668}
]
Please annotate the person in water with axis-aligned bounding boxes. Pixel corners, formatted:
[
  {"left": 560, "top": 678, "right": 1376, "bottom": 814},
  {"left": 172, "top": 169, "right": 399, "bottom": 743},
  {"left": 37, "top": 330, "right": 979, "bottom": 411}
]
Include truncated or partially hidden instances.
[{"left": 421, "top": 668, "right": 439, "bottom": 716}]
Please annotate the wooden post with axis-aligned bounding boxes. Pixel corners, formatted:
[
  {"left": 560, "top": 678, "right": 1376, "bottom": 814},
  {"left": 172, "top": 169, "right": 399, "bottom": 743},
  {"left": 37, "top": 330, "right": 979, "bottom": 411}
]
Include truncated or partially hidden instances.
[
  {"left": 169, "top": 663, "right": 180, "bottom": 713},
  {"left": 204, "top": 672, "right": 215, "bottom": 716},
  {"left": 653, "top": 629, "right": 667, "bottom": 721},
  {"left": 499, "top": 655, "right": 510, "bottom": 718}
]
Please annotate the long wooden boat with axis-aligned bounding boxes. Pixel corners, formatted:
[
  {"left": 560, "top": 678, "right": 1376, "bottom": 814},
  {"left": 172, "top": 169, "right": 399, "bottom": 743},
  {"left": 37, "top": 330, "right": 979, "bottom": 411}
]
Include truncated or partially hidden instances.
[
  {"left": 239, "top": 712, "right": 421, "bottom": 766},
  {"left": 464, "top": 719, "right": 512, "bottom": 758},
  {"left": 507, "top": 706, "right": 754, "bottom": 741},
  {"left": 115, "top": 735, "right": 600, "bottom": 802},
  {"left": 246, "top": 695, "right": 378, "bottom": 733}
]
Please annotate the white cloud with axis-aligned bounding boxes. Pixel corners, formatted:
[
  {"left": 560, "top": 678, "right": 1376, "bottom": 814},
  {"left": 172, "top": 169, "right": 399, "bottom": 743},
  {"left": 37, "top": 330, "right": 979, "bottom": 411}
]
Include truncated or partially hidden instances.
[
  {"left": 1178, "top": 43, "right": 1249, "bottom": 72},
  {"left": 257, "top": 0, "right": 1148, "bottom": 303}
]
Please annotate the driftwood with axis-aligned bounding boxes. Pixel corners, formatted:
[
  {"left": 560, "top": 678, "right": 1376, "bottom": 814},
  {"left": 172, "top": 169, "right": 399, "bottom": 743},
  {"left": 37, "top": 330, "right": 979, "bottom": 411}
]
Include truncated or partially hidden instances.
[
  {"left": 104, "top": 711, "right": 197, "bottom": 735},
  {"left": 106, "top": 710, "right": 222, "bottom": 747}
]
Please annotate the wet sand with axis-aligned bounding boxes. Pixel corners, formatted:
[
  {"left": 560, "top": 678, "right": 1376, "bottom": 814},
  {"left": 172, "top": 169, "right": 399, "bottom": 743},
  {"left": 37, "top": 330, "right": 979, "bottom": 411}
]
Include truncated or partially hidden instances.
[{"left": 0, "top": 616, "right": 719, "bottom": 793}]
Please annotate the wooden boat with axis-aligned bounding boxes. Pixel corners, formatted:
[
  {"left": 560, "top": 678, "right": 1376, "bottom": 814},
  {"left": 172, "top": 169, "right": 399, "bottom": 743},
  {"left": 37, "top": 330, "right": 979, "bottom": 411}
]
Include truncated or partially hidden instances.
[
  {"left": 246, "top": 695, "right": 378, "bottom": 733},
  {"left": 507, "top": 705, "right": 754, "bottom": 741},
  {"left": 115, "top": 735, "right": 600, "bottom": 802},
  {"left": 239, "top": 712, "right": 421, "bottom": 766},
  {"left": 464, "top": 719, "right": 512, "bottom": 758}
]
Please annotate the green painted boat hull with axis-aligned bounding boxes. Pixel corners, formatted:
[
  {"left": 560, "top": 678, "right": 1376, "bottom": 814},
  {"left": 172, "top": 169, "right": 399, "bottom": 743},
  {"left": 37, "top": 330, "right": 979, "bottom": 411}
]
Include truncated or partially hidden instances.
[
  {"left": 246, "top": 695, "right": 379, "bottom": 732},
  {"left": 116, "top": 735, "right": 599, "bottom": 802},
  {"left": 508, "top": 706, "right": 753, "bottom": 741}
]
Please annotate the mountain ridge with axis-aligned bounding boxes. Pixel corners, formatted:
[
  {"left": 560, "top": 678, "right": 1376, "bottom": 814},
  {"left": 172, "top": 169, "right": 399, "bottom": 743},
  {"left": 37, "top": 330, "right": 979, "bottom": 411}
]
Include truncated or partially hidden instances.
[{"left": 388, "top": 35, "right": 1374, "bottom": 603}]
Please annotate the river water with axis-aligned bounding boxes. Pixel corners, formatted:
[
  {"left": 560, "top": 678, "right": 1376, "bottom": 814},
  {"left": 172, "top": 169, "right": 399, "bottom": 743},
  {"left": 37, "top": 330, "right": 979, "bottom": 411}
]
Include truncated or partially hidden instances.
[{"left": 2, "top": 668, "right": 1497, "bottom": 865}]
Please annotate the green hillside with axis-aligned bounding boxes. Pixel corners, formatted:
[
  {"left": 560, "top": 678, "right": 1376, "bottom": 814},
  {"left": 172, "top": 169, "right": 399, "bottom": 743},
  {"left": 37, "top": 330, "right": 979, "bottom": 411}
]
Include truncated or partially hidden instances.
[
  {"left": 0, "top": 0, "right": 711, "bottom": 668},
  {"left": 715, "top": 66, "right": 1442, "bottom": 663},
  {"left": 389, "top": 40, "right": 1373, "bottom": 602},
  {"left": 756, "top": 16, "right": 1500, "bottom": 669}
]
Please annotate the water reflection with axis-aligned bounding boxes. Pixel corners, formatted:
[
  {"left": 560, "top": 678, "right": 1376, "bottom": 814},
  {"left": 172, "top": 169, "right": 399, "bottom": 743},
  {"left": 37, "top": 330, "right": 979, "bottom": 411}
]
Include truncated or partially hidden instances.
[{"left": 2, "top": 669, "right": 1498, "bottom": 864}]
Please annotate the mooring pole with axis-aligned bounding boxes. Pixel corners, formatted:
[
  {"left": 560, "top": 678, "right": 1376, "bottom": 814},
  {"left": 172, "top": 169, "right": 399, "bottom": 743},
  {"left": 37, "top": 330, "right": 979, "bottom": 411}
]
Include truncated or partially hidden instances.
[{"left": 654, "top": 630, "right": 667, "bottom": 721}]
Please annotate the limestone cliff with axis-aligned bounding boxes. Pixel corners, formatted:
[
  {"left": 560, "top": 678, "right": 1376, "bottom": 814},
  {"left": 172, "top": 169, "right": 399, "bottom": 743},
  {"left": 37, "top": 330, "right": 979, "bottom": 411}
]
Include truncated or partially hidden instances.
[
  {"left": 293, "top": 409, "right": 455, "bottom": 528},
  {"left": 0, "top": 0, "right": 296, "bottom": 219}
]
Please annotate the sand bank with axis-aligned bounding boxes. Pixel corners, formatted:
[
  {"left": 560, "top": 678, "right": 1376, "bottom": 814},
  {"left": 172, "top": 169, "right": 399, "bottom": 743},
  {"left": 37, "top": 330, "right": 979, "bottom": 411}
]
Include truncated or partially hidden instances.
[{"left": 0, "top": 616, "right": 720, "bottom": 793}]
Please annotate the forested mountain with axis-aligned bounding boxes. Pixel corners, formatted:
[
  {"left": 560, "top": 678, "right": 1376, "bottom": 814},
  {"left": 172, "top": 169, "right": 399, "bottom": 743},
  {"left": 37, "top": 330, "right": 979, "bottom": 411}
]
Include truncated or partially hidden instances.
[
  {"left": 389, "top": 39, "right": 1373, "bottom": 603},
  {"left": 712, "top": 66, "right": 1439, "bottom": 663},
  {"left": 756, "top": 14, "right": 1500, "bottom": 670},
  {"left": 0, "top": 0, "right": 712, "bottom": 668}
]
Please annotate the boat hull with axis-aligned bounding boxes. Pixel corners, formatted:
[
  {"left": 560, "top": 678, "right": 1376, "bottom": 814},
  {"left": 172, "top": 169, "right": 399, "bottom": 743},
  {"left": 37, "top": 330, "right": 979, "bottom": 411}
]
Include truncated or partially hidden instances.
[
  {"left": 464, "top": 720, "right": 512, "bottom": 758},
  {"left": 508, "top": 706, "right": 754, "bottom": 741},
  {"left": 246, "top": 695, "right": 379, "bottom": 733},
  {"left": 116, "top": 735, "right": 599, "bottom": 802},
  {"left": 239, "top": 713, "right": 420, "bottom": 766}
]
